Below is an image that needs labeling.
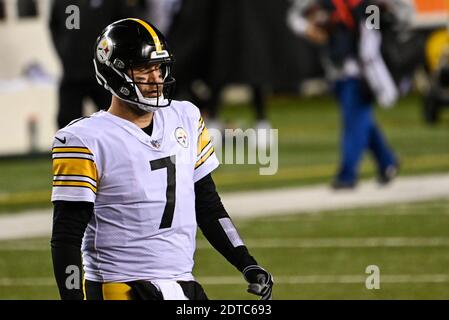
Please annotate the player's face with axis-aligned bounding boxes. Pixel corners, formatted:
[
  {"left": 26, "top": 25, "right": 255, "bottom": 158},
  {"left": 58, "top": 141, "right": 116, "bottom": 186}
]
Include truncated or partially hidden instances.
[{"left": 128, "top": 64, "right": 163, "bottom": 98}]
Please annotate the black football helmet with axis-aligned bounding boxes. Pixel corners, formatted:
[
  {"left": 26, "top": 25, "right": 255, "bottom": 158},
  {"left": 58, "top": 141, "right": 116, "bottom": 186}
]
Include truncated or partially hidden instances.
[{"left": 93, "top": 18, "right": 175, "bottom": 112}]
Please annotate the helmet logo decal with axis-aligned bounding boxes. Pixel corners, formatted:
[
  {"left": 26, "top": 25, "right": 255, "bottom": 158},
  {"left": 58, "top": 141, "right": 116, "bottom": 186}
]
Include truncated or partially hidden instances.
[
  {"left": 175, "top": 127, "right": 189, "bottom": 148},
  {"left": 119, "top": 86, "right": 130, "bottom": 96},
  {"left": 97, "top": 36, "right": 113, "bottom": 63}
]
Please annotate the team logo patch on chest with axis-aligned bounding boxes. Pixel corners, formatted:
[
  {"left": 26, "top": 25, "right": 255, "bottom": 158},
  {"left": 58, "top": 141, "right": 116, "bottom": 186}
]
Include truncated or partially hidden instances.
[{"left": 175, "top": 127, "right": 189, "bottom": 148}]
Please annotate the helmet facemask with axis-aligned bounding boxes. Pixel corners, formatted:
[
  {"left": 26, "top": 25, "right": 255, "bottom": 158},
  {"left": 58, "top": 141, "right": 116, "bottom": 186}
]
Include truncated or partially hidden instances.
[
  {"left": 94, "top": 49, "right": 175, "bottom": 113},
  {"left": 124, "top": 59, "right": 176, "bottom": 112}
]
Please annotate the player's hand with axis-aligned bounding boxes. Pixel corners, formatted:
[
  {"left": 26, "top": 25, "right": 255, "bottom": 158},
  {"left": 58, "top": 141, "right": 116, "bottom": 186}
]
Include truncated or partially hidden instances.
[{"left": 242, "top": 265, "right": 274, "bottom": 300}]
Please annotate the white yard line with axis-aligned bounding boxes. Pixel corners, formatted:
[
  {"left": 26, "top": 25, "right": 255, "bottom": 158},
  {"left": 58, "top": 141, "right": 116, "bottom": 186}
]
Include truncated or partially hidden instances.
[
  {"left": 2, "top": 274, "right": 449, "bottom": 287},
  {"left": 1, "top": 173, "right": 449, "bottom": 240},
  {"left": 3, "top": 237, "right": 449, "bottom": 251},
  {"left": 222, "top": 174, "right": 449, "bottom": 218},
  {"left": 198, "top": 274, "right": 449, "bottom": 285},
  {"left": 197, "top": 237, "right": 449, "bottom": 249},
  {"left": 0, "top": 211, "right": 52, "bottom": 240}
]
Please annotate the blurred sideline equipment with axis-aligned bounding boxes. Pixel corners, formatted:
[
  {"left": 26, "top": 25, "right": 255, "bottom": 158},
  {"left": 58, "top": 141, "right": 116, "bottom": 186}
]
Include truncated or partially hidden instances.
[{"left": 423, "top": 27, "right": 449, "bottom": 124}]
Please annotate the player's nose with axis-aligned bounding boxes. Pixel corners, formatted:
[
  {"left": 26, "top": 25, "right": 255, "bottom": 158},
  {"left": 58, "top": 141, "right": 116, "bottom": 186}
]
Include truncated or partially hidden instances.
[{"left": 148, "top": 69, "right": 160, "bottom": 82}]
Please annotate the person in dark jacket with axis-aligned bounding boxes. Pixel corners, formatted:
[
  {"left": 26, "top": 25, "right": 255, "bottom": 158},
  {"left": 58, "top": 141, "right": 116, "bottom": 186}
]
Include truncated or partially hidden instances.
[
  {"left": 168, "top": 0, "right": 309, "bottom": 150},
  {"left": 49, "top": 0, "right": 140, "bottom": 128}
]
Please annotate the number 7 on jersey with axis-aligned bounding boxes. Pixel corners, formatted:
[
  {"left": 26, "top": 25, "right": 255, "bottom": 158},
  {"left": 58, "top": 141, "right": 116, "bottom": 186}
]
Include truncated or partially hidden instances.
[{"left": 150, "top": 155, "right": 176, "bottom": 229}]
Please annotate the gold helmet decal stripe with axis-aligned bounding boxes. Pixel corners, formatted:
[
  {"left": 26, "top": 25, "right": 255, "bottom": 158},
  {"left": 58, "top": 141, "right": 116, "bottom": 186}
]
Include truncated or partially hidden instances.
[{"left": 128, "top": 18, "right": 163, "bottom": 52}]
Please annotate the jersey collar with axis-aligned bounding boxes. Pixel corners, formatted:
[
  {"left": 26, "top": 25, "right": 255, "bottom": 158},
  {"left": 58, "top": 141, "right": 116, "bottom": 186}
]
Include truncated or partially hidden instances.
[{"left": 98, "top": 110, "right": 165, "bottom": 150}]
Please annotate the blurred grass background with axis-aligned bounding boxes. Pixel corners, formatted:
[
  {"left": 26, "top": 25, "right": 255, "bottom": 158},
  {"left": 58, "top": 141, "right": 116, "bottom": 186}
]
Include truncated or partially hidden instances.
[
  {"left": 1, "top": 94, "right": 449, "bottom": 212},
  {"left": 1, "top": 94, "right": 449, "bottom": 299},
  {"left": 1, "top": 199, "right": 449, "bottom": 299}
]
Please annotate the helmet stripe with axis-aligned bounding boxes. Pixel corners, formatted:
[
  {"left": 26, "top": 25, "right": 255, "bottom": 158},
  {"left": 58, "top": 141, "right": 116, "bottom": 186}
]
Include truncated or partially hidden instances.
[{"left": 128, "top": 18, "right": 163, "bottom": 52}]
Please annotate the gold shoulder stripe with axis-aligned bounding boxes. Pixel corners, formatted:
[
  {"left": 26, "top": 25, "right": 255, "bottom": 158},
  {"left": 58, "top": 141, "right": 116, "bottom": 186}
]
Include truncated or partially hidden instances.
[
  {"left": 198, "top": 117, "right": 204, "bottom": 129},
  {"left": 195, "top": 147, "right": 215, "bottom": 169},
  {"left": 197, "top": 126, "right": 212, "bottom": 155},
  {"left": 198, "top": 141, "right": 211, "bottom": 157},
  {"left": 53, "top": 181, "right": 97, "bottom": 193},
  {"left": 128, "top": 18, "right": 162, "bottom": 52},
  {"left": 54, "top": 157, "right": 94, "bottom": 162},
  {"left": 53, "top": 158, "right": 98, "bottom": 183},
  {"left": 52, "top": 146, "right": 90, "bottom": 150}
]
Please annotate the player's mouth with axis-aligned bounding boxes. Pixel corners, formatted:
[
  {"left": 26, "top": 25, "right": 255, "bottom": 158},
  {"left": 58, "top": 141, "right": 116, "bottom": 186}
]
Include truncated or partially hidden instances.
[{"left": 143, "top": 89, "right": 160, "bottom": 98}]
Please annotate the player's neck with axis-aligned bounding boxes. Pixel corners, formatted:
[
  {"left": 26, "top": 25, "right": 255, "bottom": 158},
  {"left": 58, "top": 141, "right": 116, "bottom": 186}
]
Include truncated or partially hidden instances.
[{"left": 108, "top": 97, "right": 154, "bottom": 128}]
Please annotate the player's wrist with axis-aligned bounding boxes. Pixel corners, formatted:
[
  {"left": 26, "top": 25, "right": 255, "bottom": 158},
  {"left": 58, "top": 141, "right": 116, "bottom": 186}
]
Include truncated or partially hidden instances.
[{"left": 234, "top": 247, "right": 258, "bottom": 272}]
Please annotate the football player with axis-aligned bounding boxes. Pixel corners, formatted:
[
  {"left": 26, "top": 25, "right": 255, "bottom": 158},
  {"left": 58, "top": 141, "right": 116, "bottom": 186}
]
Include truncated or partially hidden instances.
[{"left": 50, "top": 18, "right": 273, "bottom": 300}]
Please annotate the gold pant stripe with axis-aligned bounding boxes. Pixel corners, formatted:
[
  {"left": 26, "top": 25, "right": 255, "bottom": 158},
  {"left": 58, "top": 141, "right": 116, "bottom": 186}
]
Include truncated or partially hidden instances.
[
  {"left": 82, "top": 278, "right": 86, "bottom": 300},
  {"left": 102, "top": 283, "right": 134, "bottom": 300}
]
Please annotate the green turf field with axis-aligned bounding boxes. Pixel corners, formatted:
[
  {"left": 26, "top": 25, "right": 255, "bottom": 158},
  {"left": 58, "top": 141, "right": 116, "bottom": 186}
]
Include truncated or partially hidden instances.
[
  {"left": 0, "top": 199, "right": 448, "bottom": 299},
  {"left": 0, "top": 94, "right": 449, "bottom": 212},
  {"left": 0, "top": 94, "right": 448, "bottom": 300}
]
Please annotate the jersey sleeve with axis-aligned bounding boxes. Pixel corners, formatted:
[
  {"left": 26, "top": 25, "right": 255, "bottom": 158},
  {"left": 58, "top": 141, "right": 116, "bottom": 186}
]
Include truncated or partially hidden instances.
[
  {"left": 51, "top": 131, "right": 99, "bottom": 203},
  {"left": 193, "top": 116, "right": 220, "bottom": 183}
]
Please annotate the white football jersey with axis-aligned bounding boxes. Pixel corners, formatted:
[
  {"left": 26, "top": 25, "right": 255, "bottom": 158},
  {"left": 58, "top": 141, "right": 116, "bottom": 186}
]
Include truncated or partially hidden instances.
[{"left": 51, "top": 100, "right": 219, "bottom": 282}]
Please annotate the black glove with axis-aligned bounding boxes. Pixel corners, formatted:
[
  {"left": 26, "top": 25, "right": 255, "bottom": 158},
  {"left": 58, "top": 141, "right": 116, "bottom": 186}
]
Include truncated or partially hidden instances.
[{"left": 242, "top": 265, "right": 274, "bottom": 300}]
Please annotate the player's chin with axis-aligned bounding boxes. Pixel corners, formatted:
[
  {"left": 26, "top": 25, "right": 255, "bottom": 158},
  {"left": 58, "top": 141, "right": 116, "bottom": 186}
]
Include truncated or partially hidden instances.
[{"left": 142, "top": 92, "right": 160, "bottom": 99}]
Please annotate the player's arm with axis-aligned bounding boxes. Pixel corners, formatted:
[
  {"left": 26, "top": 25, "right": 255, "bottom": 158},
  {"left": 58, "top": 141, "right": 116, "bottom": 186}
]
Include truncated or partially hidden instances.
[
  {"left": 193, "top": 112, "right": 273, "bottom": 299},
  {"left": 195, "top": 174, "right": 274, "bottom": 300},
  {"left": 51, "top": 201, "right": 92, "bottom": 300},
  {"left": 50, "top": 131, "right": 99, "bottom": 299}
]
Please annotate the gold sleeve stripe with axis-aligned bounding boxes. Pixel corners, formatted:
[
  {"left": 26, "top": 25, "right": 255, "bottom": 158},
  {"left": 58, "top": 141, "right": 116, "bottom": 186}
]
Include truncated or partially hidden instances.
[
  {"left": 53, "top": 181, "right": 97, "bottom": 194},
  {"left": 198, "top": 123, "right": 205, "bottom": 134},
  {"left": 195, "top": 146, "right": 215, "bottom": 169},
  {"left": 52, "top": 147, "right": 93, "bottom": 155},
  {"left": 53, "top": 158, "right": 98, "bottom": 183},
  {"left": 53, "top": 180, "right": 97, "bottom": 193},
  {"left": 197, "top": 127, "right": 212, "bottom": 156}
]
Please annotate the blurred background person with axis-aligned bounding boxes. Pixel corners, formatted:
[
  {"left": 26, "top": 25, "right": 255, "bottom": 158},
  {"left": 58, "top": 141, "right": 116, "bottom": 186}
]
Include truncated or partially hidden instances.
[
  {"left": 142, "top": 0, "right": 182, "bottom": 34},
  {"left": 168, "top": 0, "right": 306, "bottom": 150},
  {"left": 17, "top": 0, "right": 37, "bottom": 18},
  {"left": 287, "top": 0, "right": 418, "bottom": 189},
  {"left": 49, "top": 0, "right": 140, "bottom": 129},
  {"left": 0, "top": 0, "right": 5, "bottom": 20}
]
